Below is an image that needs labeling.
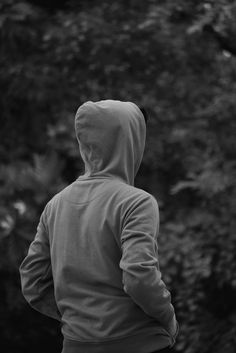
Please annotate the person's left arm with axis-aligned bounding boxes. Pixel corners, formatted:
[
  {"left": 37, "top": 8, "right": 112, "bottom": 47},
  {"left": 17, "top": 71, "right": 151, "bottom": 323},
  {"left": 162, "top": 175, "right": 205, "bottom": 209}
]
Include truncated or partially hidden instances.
[{"left": 19, "top": 206, "right": 61, "bottom": 321}]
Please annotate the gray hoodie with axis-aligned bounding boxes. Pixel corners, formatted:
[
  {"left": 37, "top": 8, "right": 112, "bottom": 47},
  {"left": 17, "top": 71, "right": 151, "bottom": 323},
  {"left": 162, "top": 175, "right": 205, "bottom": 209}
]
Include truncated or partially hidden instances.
[{"left": 19, "top": 100, "right": 178, "bottom": 353}]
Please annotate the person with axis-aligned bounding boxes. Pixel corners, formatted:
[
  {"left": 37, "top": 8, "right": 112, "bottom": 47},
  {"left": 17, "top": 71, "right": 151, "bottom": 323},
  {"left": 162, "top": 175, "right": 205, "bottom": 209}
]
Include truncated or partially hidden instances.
[{"left": 19, "top": 100, "right": 178, "bottom": 353}]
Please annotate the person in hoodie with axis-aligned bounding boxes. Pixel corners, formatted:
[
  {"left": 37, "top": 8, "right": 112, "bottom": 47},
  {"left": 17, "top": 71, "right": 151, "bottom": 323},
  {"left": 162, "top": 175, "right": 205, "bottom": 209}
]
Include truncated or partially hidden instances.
[{"left": 19, "top": 100, "right": 178, "bottom": 353}]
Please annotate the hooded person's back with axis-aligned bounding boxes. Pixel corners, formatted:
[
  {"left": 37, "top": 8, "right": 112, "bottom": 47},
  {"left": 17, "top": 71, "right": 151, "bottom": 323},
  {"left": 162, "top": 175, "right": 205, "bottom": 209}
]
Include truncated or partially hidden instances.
[{"left": 19, "top": 100, "right": 178, "bottom": 353}]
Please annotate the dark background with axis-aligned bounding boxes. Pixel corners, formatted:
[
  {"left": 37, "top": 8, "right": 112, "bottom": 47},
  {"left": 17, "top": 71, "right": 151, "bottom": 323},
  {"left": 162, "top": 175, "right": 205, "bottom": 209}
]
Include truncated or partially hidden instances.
[{"left": 0, "top": 0, "right": 236, "bottom": 352}]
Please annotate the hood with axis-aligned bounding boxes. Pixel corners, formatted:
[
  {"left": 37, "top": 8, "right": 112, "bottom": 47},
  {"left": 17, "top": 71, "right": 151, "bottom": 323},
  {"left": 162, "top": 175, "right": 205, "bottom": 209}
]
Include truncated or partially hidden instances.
[{"left": 75, "top": 100, "right": 146, "bottom": 185}]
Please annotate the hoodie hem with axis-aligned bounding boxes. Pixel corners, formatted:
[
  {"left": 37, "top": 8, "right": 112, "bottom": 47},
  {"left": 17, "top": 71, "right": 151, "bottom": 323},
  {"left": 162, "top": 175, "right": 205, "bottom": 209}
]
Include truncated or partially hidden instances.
[{"left": 62, "top": 331, "right": 171, "bottom": 353}]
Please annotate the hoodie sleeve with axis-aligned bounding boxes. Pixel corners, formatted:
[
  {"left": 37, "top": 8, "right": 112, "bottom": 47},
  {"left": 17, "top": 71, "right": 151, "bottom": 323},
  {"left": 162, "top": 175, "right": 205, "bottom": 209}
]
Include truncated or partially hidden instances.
[
  {"left": 19, "top": 206, "right": 61, "bottom": 321},
  {"left": 119, "top": 193, "right": 178, "bottom": 341}
]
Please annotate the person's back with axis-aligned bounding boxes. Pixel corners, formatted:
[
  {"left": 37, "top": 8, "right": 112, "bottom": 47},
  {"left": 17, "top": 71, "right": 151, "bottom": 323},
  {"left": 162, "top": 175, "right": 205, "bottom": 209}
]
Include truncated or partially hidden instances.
[{"left": 19, "top": 100, "right": 178, "bottom": 353}]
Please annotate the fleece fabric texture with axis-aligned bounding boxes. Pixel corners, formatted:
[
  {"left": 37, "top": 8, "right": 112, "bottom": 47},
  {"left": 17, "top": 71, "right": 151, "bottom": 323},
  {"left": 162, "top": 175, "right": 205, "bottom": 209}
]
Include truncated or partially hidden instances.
[{"left": 19, "top": 100, "right": 178, "bottom": 353}]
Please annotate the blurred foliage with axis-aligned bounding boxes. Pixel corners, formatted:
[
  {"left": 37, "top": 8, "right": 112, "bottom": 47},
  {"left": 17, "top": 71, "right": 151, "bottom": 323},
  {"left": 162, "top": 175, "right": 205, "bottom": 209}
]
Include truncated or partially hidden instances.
[{"left": 0, "top": 0, "right": 236, "bottom": 352}]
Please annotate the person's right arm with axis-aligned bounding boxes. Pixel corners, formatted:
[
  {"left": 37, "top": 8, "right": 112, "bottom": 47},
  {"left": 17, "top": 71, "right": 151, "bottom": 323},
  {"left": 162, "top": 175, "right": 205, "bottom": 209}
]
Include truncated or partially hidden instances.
[{"left": 119, "top": 193, "right": 178, "bottom": 341}]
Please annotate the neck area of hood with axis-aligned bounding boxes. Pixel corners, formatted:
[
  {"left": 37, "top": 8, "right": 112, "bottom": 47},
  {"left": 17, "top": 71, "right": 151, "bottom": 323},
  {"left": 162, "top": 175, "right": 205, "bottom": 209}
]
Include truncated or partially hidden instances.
[{"left": 75, "top": 100, "right": 146, "bottom": 186}]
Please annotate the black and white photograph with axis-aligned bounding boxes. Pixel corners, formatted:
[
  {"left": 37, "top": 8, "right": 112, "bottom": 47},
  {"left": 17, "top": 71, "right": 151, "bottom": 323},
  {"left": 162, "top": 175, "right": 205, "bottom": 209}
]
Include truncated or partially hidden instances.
[{"left": 0, "top": 1, "right": 236, "bottom": 353}]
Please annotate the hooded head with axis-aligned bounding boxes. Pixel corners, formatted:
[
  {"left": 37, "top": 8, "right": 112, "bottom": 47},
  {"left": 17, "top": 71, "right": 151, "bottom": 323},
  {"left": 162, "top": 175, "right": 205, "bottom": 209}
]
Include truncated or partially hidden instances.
[{"left": 75, "top": 100, "right": 146, "bottom": 185}]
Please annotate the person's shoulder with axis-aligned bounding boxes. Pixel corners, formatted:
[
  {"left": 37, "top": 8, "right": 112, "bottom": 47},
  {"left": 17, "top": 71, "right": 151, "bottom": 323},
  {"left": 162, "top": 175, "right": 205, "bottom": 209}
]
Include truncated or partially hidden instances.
[
  {"left": 45, "top": 182, "right": 75, "bottom": 210},
  {"left": 115, "top": 184, "right": 159, "bottom": 230},
  {"left": 114, "top": 181, "right": 158, "bottom": 209}
]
